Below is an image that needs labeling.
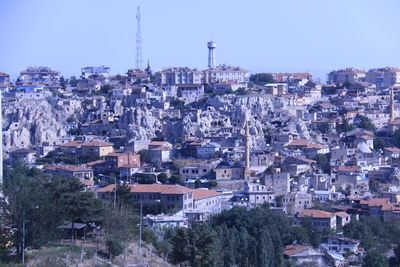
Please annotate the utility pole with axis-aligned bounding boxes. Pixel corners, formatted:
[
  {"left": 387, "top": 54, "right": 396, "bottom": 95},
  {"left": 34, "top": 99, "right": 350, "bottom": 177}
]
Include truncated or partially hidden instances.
[
  {"left": 22, "top": 208, "right": 25, "bottom": 265},
  {"left": 135, "top": 6, "right": 143, "bottom": 70},
  {"left": 114, "top": 175, "right": 117, "bottom": 207},
  {"left": 138, "top": 201, "right": 143, "bottom": 257}
]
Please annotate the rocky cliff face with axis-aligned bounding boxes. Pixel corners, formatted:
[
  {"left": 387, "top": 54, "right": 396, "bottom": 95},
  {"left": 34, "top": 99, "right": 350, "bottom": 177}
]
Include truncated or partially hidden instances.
[
  {"left": 175, "top": 94, "right": 312, "bottom": 147},
  {"left": 2, "top": 99, "right": 67, "bottom": 151},
  {"left": 118, "top": 105, "right": 163, "bottom": 141}
]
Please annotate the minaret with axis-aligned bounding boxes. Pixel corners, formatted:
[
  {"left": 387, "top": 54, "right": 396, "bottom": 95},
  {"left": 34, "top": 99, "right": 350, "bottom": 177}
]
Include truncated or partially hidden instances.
[
  {"left": 390, "top": 87, "right": 395, "bottom": 123},
  {"left": 0, "top": 90, "right": 2, "bottom": 186},
  {"left": 207, "top": 41, "right": 217, "bottom": 69},
  {"left": 244, "top": 121, "right": 251, "bottom": 179}
]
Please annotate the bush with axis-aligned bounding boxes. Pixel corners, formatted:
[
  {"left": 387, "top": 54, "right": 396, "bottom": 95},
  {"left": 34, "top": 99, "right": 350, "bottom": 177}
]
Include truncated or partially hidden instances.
[{"left": 106, "top": 237, "right": 124, "bottom": 259}]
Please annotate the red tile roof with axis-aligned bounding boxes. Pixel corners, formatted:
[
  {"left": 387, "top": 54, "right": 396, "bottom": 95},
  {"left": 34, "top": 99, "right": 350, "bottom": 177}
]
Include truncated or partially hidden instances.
[
  {"left": 10, "top": 148, "right": 36, "bottom": 154},
  {"left": 384, "top": 147, "right": 400, "bottom": 153},
  {"left": 193, "top": 189, "right": 221, "bottom": 200},
  {"left": 287, "top": 139, "right": 310, "bottom": 147},
  {"left": 306, "top": 144, "right": 328, "bottom": 150},
  {"left": 360, "top": 198, "right": 390, "bottom": 207},
  {"left": 81, "top": 141, "right": 113, "bottom": 147},
  {"left": 96, "top": 184, "right": 193, "bottom": 195},
  {"left": 338, "top": 166, "right": 361, "bottom": 173},
  {"left": 45, "top": 164, "right": 93, "bottom": 172},
  {"left": 60, "top": 141, "right": 82, "bottom": 148},
  {"left": 80, "top": 179, "right": 94, "bottom": 186},
  {"left": 298, "top": 209, "right": 335, "bottom": 219},
  {"left": 284, "top": 244, "right": 313, "bottom": 256},
  {"left": 150, "top": 146, "right": 172, "bottom": 151}
]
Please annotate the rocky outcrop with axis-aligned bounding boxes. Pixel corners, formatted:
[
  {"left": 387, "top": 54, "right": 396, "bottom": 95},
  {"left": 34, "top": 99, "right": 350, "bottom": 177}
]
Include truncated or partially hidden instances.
[
  {"left": 118, "top": 106, "right": 163, "bottom": 141},
  {"left": 2, "top": 99, "right": 67, "bottom": 151}
]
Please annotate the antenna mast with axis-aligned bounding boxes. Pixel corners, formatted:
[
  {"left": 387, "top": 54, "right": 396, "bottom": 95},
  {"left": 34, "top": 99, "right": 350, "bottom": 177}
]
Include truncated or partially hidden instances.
[{"left": 135, "top": 6, "right": 143, "bottom": 70}]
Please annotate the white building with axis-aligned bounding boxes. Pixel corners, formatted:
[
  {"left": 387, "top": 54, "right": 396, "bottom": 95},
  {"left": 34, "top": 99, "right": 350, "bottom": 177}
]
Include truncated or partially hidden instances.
[
  {"left": 204, "top": 65, "right": 249, "bottom": 85},
  {"left": 19, "top": 66, "right": 60, "bottom": 86},
  {"left": 177, "top": 84, "right": 204, "bottom": 102},
  {"left": 15, "top": 84, "right": 46, "bottom": 99},
  {"left": 185, "top": 188, "right": 223, "bottom": 224},
  {"left": 366, "top": 67, "right": 400, "bottom": 89},
  {"left": 155, "top": 67, "right": 203, "bottom": 85}
]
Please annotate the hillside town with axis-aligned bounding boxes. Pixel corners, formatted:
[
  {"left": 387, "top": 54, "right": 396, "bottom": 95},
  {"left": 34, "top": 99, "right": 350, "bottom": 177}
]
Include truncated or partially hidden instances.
[{"left": 2, "top": 38, "right": 400, "bottom": 266}]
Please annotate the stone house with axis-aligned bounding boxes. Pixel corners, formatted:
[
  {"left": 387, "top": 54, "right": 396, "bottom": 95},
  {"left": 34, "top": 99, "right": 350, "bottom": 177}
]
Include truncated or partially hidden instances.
[
  {"left": 9, "top": 148, "right": 37, "bottom": 165},
  {"left": 263, "top": 172, "right": 290, "bottom": 196},
  {"left": 96, "top": 184, "right": 194, "bottom": 211},
  {"left": 44, "top": 164, "right": 94, "bottom": 180},
  {"left": 284, "top": 244, "right": 324, "bottom": 266},
  {"left": 81, "top": 141, "right": 114, "bottom": 157},
  {"left": 296, "top": 209, "right": 337, "bottom": 230}
]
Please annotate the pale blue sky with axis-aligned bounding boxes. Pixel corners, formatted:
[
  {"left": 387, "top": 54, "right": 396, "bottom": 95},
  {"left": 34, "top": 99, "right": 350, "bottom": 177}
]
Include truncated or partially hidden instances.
[{"left": 1, "top": 0, "right": 400, "bottom": 81}]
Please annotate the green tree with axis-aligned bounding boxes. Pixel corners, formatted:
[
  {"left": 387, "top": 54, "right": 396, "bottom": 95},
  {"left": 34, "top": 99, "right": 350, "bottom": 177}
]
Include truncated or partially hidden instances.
[
  {"left": 2, "top": 164, "right": 104, "bottom": 256},
  {"left": 337, "top": 119, "right": 354, "bottom": 133},
  {"left": 374, "top": 136, "right": 388, "bottom": 150},
  {"left": 355, "top": 115, "right": 377, "bottom": 132},
  {"left": 69, "top": 76, "right": 78, "bottom": 87},
  {"left": 392, "top": 129, "right": 400, "bottom": 147},
  {"left": 250, "top": 73, "right": 275, "bottom": 84},
  {"left": 157, "top": 173, "right": 168, "bottom": 183},
  {"left": 168, "top": 174, "right": 183, "bottom": 185},
  {"left": 363, "top": 249, "right": 388, "bottom": 267},
  {"left": 115, "top": 184, "right": 132, "bottom": 207},
  {"left": 77, "top": 151, "right": 100, "bottom": 164},
  {"left": 235, "top": 87, "right": 248, "bottom": 95},
  {"left": 316, "top": 122, "right": 330, "bottom": 134},
  {"left": 61, "top": 191, "right": 103, "bottom": 242},
  {"left": 195, "top": 178, "right": 202, "bottom": 188},
  {"left": 138, "top": 149, "right": 151, "bottom": 163},
  {"left": 315, "top": 154, "right": 331, "bottom": 173},
  {"left": 208, "top": 180, "right": 218, "bottom": 189}
]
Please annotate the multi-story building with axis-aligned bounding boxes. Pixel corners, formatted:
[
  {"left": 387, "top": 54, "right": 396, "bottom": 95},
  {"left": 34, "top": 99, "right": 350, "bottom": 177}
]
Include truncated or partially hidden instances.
[
  {"left": 264, "top": 172, "right": 290, "bottom": 196},
  {"left": 180, "top": 163, "right": 214, "bottom": 180},
  {"left": 283, "top": 191, "right": 313, "bottom": 215},
  {"left": 185, "top": 188, "right": 223, "bottom": 223},
  {"left": 126, "top": 69, "right": 150, "bottom": 83},
  {"left": 366, "top": 67, "right": 400, "bottom": 89},
  {"left": 81, "top": 66, "right": 110, "bottom": 78},
  {"left": 44, "top": 165, "right": 94, "bottom": 180},
  {"left": 296, "top": 209, "right": 337, "bottom": 230},
  {"left": 104, "top": 152, "right": 141, "bottom": 171},
  {"left": 155, "top": 67, "right": 203, "bottom": 85},
  {"left": 203, "top": 65, "right": 249, "bottom": 85},
  {"left": 19, "top": 66, "right": 60, "bottom": 86},
  {"left": 9, "top": 148, "right": 37, "bottom": 165},
  {"left": 15, "top": 84, "right": 46, "bottom": 99},
  {"left": 327, "top": 68, "right": 366, "bottom": 84},
  {"left": 80, "top": 141, "right": 114, "bottom": 157},
  {"left": 177, "top": 84, "right": 204, "bottom": 102},
  {"left": 96, "top": 184, "right": 195, "bottom": 211},
  {"left": 0, "top": 72, "right": 10, "bottom": 84},
  {"left": 215, "top": 161, "right": 245, "bottom": 180},
  {"left": 273, "top": 72, "right": 312, "bottom": 86},
  {"left": 243, "top": 182, "right": 275, "bottom": 206}
]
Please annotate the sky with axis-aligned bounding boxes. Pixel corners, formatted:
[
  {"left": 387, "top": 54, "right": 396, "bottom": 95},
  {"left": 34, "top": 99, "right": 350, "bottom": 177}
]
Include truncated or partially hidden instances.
[{"left": 1, "top": 0, "right": 400, "bottom": 81}]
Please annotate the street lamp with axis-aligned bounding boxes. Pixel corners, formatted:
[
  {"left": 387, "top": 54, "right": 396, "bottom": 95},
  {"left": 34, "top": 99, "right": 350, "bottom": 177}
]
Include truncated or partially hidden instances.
[{"left": 22, "top": 206, "right": 39, "bottom": 264}]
